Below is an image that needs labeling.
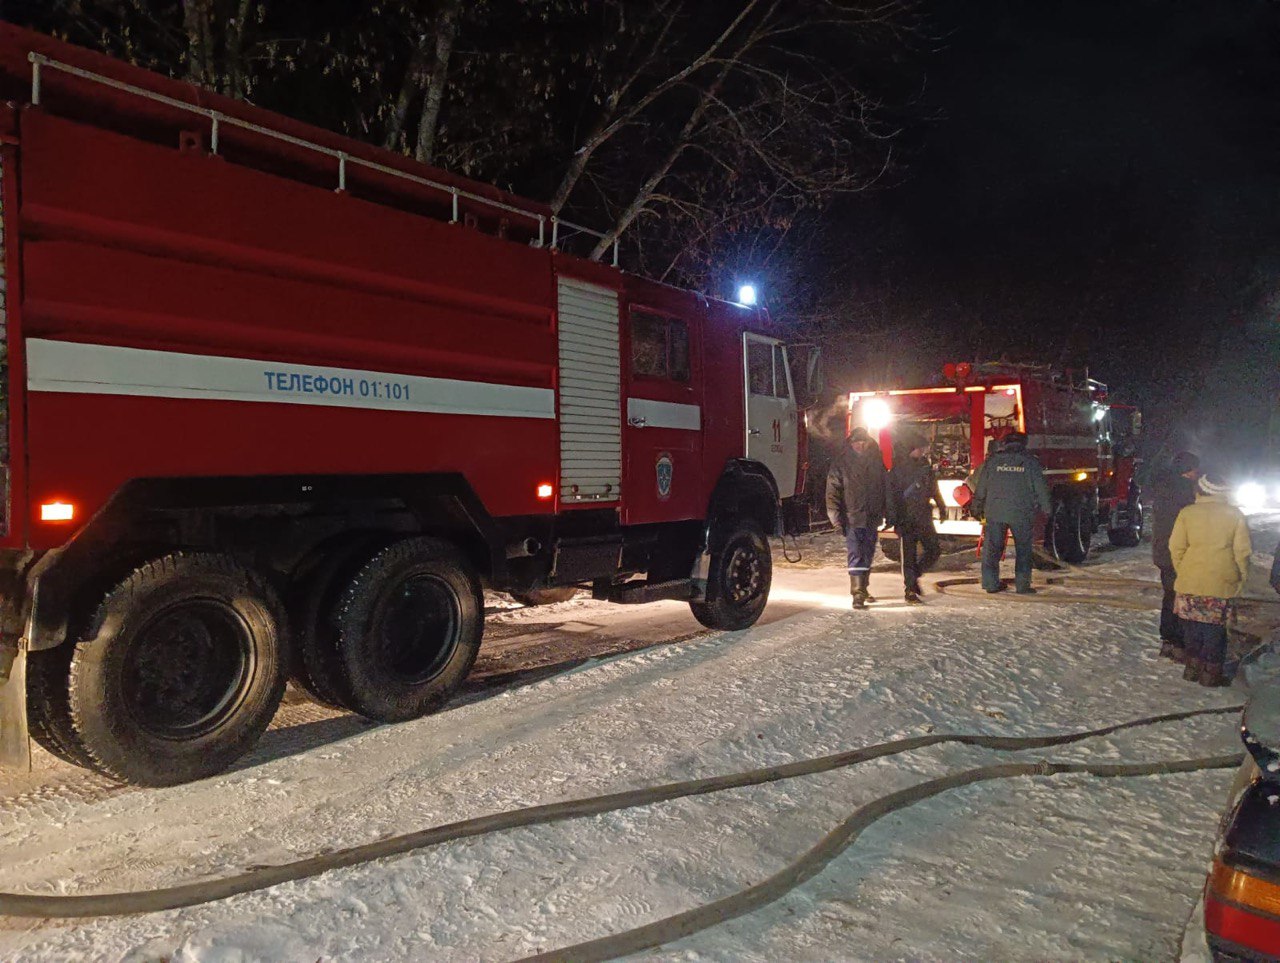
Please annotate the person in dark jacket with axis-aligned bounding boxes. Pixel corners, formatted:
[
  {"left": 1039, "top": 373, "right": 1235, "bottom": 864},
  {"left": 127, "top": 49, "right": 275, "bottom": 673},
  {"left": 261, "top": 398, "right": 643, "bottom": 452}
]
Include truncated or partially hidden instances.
[
  {"left": 827, "top": 426, "right": 890, "bottom": 609},
  {"left": 973, "top": 431, "right": 1051, "bottom": 594},
  {"left": 1149, "top": 451, "right": 1200, "bottom": 660},
  {"left": 890, "top": 433, "right": 944, "bottom": 604}
]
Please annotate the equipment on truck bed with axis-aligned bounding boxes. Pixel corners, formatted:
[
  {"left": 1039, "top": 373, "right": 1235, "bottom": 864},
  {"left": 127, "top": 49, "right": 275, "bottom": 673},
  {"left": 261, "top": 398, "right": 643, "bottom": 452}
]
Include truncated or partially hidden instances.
[
  {"left": 0, "top": 26, "right": 816, "bottom": 785},
  {"left": 847, "top": 362, "right": 1142, "bottom": 564}
]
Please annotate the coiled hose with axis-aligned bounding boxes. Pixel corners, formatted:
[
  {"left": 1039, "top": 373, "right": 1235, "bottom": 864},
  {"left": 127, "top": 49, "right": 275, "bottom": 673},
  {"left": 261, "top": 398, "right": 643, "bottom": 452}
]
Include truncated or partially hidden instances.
[{"left": 0, "top": 706, "right": 1243, "bottom": 963}]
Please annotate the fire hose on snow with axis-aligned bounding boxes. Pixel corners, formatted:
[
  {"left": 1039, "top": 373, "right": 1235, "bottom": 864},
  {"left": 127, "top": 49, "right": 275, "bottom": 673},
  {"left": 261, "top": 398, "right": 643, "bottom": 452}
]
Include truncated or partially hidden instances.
[{"left": 0, "top": 705, "right": 1244, "bottom": 963}]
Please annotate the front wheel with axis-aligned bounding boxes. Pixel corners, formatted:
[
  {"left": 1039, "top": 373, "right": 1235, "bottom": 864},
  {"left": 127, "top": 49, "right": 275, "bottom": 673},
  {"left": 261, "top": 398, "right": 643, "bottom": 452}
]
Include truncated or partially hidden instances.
[
  {"left": 67, "top": 554, "right": 287, "bottom": 786},
  {"left": 691, "top": 522, "right": 772, "bottom": 630}
]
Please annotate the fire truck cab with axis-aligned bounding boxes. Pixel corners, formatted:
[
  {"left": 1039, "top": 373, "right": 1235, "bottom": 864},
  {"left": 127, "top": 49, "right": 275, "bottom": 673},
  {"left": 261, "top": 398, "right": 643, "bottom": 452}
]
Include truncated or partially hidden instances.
[
  {"left": 0, "top": 26, "right": 815, "bottom": 785},
  {"left": 847, "top": 362, "right": 1142, "bottom": 564}
]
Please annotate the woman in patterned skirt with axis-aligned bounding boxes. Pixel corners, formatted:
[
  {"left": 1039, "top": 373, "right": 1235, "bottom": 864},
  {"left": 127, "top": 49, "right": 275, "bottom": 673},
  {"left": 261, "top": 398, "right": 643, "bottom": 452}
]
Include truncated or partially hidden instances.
[{"left": 1169, "top": 473, "right": 1252, "bottom": 687}]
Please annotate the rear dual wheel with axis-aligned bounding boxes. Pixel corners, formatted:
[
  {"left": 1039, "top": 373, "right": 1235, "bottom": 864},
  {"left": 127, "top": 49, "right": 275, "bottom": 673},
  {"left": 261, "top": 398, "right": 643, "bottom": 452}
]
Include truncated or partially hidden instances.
[{"left": 327, "top": 537, "right": 483, "bottom": 722}]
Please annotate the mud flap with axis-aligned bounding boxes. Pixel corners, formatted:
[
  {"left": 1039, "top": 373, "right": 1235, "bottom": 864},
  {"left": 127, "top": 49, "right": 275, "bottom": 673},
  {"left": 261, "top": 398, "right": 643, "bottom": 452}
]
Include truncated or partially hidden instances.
[
  {"left": 0, "top": 642, "right": 30, "bottom": 770},
  {"left": 689, "top": 551, "right": 710, "bottom": 602}
]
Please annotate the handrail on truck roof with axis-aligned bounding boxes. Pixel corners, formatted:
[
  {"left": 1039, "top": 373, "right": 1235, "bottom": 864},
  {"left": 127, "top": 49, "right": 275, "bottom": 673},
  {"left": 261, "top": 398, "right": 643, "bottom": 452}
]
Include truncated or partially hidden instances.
[{"left": 26, "top": 51, "right": 622, "bottom": 268}]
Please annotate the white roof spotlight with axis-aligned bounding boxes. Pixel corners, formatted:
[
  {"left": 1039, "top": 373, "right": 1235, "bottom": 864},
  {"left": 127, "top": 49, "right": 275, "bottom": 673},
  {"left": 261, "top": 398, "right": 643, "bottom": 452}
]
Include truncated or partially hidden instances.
[{"left": 737, "top": 283, "right": 758, "bottom": 306}]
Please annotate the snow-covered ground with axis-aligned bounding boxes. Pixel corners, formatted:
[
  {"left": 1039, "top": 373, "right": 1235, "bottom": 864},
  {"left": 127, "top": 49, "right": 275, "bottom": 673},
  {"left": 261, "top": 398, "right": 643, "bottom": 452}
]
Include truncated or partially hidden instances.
[{"left": 1, "top": 518, "right": 1277, "bottom": 962}]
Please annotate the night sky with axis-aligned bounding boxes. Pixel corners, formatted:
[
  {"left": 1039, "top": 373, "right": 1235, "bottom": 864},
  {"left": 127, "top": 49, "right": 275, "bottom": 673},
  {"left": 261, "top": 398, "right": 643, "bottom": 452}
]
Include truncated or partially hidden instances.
[{"left": 835, "top": 0, "right": 1280, "bottom": 471}]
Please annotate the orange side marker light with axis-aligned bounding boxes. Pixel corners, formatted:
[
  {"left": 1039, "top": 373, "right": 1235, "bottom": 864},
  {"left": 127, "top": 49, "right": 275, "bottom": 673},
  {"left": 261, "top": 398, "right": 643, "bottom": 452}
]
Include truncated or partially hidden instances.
[{"left": 40, "top": 501, "right": 75, "bottom": 522}]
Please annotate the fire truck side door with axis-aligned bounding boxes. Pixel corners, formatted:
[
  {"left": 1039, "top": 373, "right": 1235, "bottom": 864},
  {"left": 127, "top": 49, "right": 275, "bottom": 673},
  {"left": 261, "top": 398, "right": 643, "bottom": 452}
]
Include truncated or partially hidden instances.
[
  {"left": 622, "top": 306, "right": 704, "bottom": 525},
  {"left": 743, "top": 333, "right": 798, "bottom": 499}
]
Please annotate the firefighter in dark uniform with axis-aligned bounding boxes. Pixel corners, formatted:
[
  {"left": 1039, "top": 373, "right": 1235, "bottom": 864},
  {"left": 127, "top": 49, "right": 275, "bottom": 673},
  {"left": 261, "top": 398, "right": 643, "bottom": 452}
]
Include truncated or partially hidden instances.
[
  {"left": 972, "top": 431, "right": 1051, "bottom": 594},
  {"left": 890, "top": 432, "right": 944, "bottom": 604},
  {"left": 827, "top": 426, "right": 890, "bottom": 609}
]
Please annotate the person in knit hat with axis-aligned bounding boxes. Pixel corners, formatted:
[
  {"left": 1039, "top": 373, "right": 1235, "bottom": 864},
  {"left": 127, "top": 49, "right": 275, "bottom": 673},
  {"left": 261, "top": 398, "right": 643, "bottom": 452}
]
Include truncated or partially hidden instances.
[
  {"left": 827, "top": 426, "right": 891, "bottom": 609},
  {"left": 1168, "top": 472, "right": 1252, "bottom": 686},
  {"left": 1150, "top": 450, "right": 1201, "bottom": 660}
]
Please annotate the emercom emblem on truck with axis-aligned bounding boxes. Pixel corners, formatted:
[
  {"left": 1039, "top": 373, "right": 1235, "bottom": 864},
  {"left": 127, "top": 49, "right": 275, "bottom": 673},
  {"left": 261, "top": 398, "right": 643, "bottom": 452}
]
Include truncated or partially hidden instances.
[{"left": 656, "top": 452, "right": 673, "bottom": 500}]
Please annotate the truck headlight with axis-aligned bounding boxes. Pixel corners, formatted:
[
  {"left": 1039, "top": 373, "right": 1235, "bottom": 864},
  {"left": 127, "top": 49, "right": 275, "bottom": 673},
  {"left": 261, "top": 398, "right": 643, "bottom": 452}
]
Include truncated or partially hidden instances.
[{"left": 1236, "top": 482, "right": 1267, "bottom": 513}]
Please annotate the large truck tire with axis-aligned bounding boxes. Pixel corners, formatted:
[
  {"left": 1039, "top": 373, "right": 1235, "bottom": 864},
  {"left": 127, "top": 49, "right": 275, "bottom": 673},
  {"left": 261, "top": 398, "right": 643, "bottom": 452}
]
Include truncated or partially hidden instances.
[
  {"left": 331, "top": 537, "right": 483, "bottom": 723},
  {"left": 691, "top": 521, "right": 772, "bottom": 631},
  {"left": 1108, "top": 498, "right": 1143, "bottom": 548},
  {"left": 26, "top": 644, "right": 95, "bottom": 769},
  {"left": 286, "top": 536, "right": 386, "bottom": 711},
  {"left": 66, "top": 554, "right": 288, "bottom": 786},
  {"left": 510, "top": 587, "right": 578, "bottom": 606},
  {"left": 1047, "top": 497, "right": 1090, "bottom": 565}
]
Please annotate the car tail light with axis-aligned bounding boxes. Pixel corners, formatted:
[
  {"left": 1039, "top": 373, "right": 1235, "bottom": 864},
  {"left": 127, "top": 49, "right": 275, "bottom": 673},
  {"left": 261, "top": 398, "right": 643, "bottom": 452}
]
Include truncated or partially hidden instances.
[{"left": 1205, "top": 858, "right": 1280, "bottom": 958}]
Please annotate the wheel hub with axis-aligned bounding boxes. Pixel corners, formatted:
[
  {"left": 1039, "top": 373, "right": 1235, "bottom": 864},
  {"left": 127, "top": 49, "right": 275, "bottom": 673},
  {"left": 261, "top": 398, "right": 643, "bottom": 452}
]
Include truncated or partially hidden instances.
[
  {"left": 122, "top": 599, "right": 254, "bottom": 740},
  {"left": 725, "top": 545, "right": 763, "bottom": 605},
  {"left": 372, "top": 574, "right": 460, "bottom": 686}
]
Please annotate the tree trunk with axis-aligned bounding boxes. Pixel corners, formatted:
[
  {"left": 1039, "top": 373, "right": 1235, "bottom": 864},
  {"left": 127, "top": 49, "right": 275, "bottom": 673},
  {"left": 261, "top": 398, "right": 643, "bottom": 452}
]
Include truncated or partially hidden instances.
[
  {"left": 549, "top": 114, "right": 610, "bottom": 215},
  {"left": 414, "top": 0, "right": 462, "bottom": 165},
  {"left": 225, "top": 0, "right": 256, "bottom": 97},
  {"left": 384, "top": 50, "right": 425, "bottom": 152},
  {"left": 182, "top": 0, "right": 213, "bottom": 87}
]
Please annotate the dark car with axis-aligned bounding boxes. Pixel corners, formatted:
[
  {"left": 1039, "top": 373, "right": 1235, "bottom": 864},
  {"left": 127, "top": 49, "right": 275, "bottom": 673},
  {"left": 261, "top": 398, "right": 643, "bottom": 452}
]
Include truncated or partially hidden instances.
[{"left": 1196, "top": 651, "right": 1280, "bottom": 962}]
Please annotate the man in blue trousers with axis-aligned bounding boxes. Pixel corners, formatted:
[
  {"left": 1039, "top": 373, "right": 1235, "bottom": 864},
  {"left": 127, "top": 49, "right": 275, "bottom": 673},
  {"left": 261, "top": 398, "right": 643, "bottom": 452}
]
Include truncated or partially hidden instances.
[
  {"left": 972, "top": 431, "right": 1051, "bottom": 594},
  {"left": 827, "top": 426, "right": 891, "bottom": 609}
]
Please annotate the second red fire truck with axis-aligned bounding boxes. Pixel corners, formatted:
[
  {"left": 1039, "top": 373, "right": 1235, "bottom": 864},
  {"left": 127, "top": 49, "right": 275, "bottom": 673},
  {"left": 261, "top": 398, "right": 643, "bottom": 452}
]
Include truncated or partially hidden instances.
[{"left": 846, "top": 362, "right": 1142, "bottom": 564}]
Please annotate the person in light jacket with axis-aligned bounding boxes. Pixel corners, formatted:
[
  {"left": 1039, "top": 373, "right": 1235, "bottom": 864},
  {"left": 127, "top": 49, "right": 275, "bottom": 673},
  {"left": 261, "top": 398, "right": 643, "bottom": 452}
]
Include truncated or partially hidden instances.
[{"left": 1169, "top": 473, "right": 1252, "bottom": 687}]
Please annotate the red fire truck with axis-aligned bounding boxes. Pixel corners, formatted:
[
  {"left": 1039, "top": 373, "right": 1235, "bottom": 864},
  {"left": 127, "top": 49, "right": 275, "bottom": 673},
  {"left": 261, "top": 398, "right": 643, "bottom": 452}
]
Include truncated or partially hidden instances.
[
  {"left": 0, "top": 27, "right": 814, "bottom": 785},
  {"left": 846, "top": 362, "right": 1142, "bottom": 563}
]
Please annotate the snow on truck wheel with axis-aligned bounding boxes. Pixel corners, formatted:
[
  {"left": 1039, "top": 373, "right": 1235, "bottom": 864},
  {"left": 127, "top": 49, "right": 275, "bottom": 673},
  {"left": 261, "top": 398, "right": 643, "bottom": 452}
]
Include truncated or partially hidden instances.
[
  {"left": 690, "top": 521, "right": 772, "bottom": 631},
  {"left": 64, "top": 553, "right": 288, "bottom": 787},
  {"left": 330, "top": 537, "right": 483, "bottom": 723}
]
